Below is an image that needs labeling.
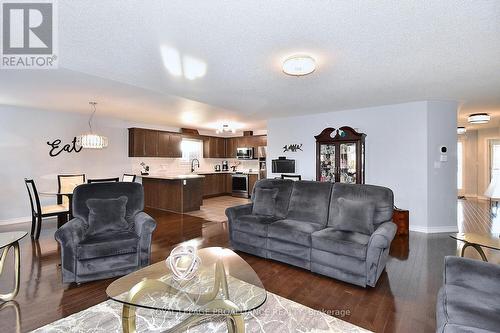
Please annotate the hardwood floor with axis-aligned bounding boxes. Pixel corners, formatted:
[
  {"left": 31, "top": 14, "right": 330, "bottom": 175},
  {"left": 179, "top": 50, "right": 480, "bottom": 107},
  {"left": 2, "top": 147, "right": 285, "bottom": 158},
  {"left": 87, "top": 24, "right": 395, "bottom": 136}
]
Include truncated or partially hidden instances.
[{"left": 0, "top": 199, "right": 498, "bottom": 333}]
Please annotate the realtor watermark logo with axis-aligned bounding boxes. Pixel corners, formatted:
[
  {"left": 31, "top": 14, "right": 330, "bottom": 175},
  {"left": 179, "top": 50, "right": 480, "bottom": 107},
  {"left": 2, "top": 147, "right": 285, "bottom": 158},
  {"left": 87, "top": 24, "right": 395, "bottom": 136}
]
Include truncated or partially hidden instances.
[{"left": 1, "top": 0, "right": 58, "bottom": 69}]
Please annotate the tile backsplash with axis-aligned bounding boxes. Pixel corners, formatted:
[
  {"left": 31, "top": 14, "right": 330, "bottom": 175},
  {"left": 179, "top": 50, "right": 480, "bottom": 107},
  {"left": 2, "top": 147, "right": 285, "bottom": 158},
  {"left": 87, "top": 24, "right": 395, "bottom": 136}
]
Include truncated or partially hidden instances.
[{"left": 130, "top": 157, "right": 259, "bottom": 175}]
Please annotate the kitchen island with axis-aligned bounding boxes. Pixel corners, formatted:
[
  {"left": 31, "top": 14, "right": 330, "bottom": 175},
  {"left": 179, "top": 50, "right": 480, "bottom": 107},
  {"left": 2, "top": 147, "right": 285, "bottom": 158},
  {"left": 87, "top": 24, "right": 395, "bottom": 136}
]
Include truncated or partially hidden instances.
[{"left": 139, "top": 174, "right": 204, "bottom": 213}]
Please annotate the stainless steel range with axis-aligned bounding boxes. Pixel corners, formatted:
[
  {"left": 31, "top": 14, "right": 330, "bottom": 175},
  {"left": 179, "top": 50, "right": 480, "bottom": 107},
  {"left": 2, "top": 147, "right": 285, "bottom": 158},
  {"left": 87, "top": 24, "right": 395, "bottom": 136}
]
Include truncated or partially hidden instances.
[{"left": 231, "top": 173, "right": 249, "bottom": 198}]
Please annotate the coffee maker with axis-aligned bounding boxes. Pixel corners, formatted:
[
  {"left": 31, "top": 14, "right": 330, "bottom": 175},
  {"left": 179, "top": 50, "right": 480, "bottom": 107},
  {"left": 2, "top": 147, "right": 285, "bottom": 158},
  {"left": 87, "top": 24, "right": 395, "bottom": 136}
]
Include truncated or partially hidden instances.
[{"left": 222, "top": 160, "right": 229, "bottom": 171}]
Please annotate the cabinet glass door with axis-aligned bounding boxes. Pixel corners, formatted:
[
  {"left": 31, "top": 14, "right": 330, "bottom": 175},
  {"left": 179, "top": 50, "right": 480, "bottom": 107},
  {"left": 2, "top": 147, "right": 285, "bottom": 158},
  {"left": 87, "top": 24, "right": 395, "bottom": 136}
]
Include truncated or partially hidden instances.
[
  {"left": 339, "top": 142, "right": 357, "bottom": 184},
  {"left": 319, "top": 144, "right": 336, "bottom": 182}
]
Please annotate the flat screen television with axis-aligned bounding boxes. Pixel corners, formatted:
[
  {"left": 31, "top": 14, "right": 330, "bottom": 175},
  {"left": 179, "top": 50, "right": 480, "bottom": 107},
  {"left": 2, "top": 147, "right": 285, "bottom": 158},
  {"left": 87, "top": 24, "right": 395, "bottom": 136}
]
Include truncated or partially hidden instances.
[{"left": 272, "top": 159, "right": 295, "bottom": 173}]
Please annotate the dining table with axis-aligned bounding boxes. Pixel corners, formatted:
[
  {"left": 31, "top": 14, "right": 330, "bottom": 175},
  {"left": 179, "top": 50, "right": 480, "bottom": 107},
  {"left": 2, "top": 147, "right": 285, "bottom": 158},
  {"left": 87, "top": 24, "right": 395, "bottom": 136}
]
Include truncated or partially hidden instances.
[{"left": 39, "top": 190, "right": 74, "bottom": 227}]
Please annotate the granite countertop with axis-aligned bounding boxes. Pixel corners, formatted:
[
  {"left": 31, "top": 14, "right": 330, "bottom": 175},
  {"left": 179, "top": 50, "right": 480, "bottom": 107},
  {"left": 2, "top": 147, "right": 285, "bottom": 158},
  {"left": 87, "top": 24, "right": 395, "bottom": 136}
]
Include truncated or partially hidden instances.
[
  {"left": 196, "top": 171, "right": 259, "bottom": 175},
  {"left": 137, "top": 174, "right": 205, "bottom": 180}
]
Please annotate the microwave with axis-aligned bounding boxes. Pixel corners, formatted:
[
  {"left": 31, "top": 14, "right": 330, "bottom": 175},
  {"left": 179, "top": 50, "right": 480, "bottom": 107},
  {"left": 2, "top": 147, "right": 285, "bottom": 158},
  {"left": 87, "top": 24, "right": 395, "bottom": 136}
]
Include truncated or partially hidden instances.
[{"left": 236, "top": 147, "right": 254, "bottom": 159}]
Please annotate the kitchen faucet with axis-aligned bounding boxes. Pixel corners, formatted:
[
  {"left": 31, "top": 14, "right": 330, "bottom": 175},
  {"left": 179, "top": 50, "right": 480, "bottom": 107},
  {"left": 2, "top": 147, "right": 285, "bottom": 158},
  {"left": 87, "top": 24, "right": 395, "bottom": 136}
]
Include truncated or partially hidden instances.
[{"left": 191, "top": 158, "right": 200, "bottom": 173}]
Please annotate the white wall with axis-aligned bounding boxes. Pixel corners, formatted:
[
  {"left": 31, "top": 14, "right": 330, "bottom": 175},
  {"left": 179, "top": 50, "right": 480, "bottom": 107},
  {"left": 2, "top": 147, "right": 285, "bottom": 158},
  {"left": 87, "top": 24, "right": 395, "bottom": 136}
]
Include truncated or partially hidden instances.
[
  {"left": 426, "top": 101, "right": 458, "bottom": 231},
  {"left": 0, "top": 105, "right": 255, "bottom": 224},
  {"left": 267, "top": 101, "right": 458, "bottom": 233}
]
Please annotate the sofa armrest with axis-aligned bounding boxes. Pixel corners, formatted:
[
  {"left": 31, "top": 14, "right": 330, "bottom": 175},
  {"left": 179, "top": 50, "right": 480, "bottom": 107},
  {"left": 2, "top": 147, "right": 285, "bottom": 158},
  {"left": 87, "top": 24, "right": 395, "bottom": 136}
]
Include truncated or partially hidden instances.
[
  {"left": 54, "top": 218, "right": 86, "bottom": 282},
  {"left": 133, "top": 212, "right": 156, "bottom": 266},
  {"left": 133, "top": 211, "right": 157, "bottom": 237},
  {"left": 444, "top": 256, "right": 500, "bottom": 290},
  {"left": 225, "top": 203, "right": 253, "bottom": 222},
  {"left": 369, "top": 221, "right": 397, "bottom": 249}
]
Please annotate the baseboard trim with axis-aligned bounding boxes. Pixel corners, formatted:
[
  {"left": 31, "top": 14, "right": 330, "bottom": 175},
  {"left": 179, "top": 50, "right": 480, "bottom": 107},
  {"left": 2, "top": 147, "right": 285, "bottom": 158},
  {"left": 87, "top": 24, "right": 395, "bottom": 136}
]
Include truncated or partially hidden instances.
[
  {"left": 0, "top": 216, "right": 58, "bottom": 226},
  {"left": 410, "top": 225, "right": 459, "bottom": 234},
  {"left": 0, "top": 216, "right": 31, "bottom": 225}
]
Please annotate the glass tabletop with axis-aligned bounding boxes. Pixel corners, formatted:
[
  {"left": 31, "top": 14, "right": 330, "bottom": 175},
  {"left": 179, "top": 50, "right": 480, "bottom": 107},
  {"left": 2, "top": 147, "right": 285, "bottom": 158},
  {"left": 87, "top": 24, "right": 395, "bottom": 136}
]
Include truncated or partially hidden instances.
[
  {"left": 450, "top": 233, "right": 500, "bottom": 251},
  {"left": 106, "top": 247, "right": 267, "bottom": 314},
  {"left": 0, "top": 231, "right": 27, "bottom": 248}
]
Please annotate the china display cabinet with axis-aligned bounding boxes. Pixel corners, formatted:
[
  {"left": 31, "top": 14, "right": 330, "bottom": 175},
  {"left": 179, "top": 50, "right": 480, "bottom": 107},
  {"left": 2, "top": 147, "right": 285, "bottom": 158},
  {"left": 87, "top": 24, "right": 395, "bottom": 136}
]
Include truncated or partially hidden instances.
[{"left": 315, "top": 127, "right": 366, "bottom": 184}]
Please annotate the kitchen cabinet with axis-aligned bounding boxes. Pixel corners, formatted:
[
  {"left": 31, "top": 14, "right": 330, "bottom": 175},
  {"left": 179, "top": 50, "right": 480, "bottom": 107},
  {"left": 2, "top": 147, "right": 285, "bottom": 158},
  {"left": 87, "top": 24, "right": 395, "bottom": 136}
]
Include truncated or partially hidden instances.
[
  {"left": 203, "top": 136, "right": 226, "bottom": 158},
  {"left": 225, "top": 137, "right": 238, "bottom": 158},
  {"left": 158, "top": 132, "right": 182, "bottom": 158},
  {"left": 202, "top": 173, "right": 231, "bottom": 198},
  {"left": 128, "top": 128, "right": 148, "bottom": 157},
  {"left": 248, "top": 174, "right": 258, "bottom": 195},
  {"left": 143, "top": 176, "right": 203, "bottom": 213},
  {"left": 129, "top": 128, "right": 183, "bottom": 158}
]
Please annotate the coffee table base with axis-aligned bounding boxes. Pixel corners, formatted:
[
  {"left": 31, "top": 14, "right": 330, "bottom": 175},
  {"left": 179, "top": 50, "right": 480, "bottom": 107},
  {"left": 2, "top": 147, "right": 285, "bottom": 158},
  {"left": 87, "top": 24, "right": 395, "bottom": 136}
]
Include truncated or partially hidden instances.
[
  {"left": 121, "top": 259, "right": 246, "bottom": 333},
  {"left": 460, "top": 242, "right": 488, "bottom": 262},
  {"left": 0, "top": 241, "right": 20, "bottom": 302}
]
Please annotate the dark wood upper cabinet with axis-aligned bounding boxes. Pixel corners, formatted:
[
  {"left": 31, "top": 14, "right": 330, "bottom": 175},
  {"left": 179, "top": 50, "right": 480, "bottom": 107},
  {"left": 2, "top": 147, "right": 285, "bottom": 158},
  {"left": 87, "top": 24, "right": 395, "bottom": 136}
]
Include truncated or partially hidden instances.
[
  {"left": 315, "top": 126, "right": 366, "bottom": 184},
  {"left": 129, "top": 128, "right": 147, "bottom": 157},
  {"left": 225, "top": 138, "right": 237, "bottom": 158},
  {"left": 129, "top": 128, "right": 183, "bottom": 158},
  {"left": 130, "top": 127, "right": 267, "bottom": 159},
  {"left": 159, "top": 132, "right": 182, "bottom": 158}
]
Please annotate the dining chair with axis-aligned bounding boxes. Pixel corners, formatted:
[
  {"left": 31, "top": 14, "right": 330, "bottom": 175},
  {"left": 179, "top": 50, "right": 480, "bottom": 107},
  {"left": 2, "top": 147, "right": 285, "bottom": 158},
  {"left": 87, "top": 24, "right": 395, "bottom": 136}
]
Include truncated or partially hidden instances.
[
  {"left": 25, "top": 179, "right": 69, "bottom": 239},
  {"left": 281, "top": 174, "right": 302, "bottom": 181},
  {"left": 57, "top": 174, "right": 86, "bottom": 208},
  {"left": 122, "top": 174, "right": 136, "bottom": 182},
  {"left": 87, "top": 177, "right": 120, "bottom": 184}
]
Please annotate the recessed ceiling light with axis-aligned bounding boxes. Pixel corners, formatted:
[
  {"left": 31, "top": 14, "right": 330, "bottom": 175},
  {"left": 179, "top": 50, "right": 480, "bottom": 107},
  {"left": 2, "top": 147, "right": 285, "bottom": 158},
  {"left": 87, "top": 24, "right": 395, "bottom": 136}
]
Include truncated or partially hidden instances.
[
  {"left": 282, "top": 55, "right": 316, "bottom": 76},
  {"left": 457, "top": 127, "right": 467, "bottom": 135},
  {"left": 467, "top": 113, "right": 490, "bottom": 124}
]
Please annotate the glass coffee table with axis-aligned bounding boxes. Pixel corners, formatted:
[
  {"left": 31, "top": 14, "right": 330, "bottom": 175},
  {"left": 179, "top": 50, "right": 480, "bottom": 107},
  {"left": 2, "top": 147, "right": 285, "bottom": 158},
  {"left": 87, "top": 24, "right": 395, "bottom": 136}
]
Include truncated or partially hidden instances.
[
  {"left": 106, "top": 247, "right": 267, "bottom": 333},
  {"left": 450, "top": 233, "right": 500, "bottom": 262},
  {"left": 0, "top": 231, "right": 27, "bottom": 301}
]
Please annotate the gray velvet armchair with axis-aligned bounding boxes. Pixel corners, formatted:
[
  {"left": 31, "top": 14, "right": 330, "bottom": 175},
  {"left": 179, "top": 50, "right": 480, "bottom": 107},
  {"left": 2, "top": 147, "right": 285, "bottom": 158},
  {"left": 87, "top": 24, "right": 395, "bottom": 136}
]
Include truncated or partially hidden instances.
[{"left": 55, "top": 182, "right": 156, "bottom": 283}]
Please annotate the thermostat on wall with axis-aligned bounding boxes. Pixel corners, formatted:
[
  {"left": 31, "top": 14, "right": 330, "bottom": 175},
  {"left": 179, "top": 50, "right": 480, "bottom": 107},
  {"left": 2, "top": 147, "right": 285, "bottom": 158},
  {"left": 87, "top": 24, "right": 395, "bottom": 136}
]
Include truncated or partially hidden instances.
[{"left": 440, "top": 146, "right": 448, "bottom": 162}]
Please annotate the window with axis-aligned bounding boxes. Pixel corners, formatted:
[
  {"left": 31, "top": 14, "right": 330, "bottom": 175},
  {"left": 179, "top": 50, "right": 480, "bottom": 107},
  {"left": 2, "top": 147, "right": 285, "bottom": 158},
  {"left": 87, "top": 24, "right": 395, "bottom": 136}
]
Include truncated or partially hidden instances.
[
  {"left": 457, "top": 141, "right": 463, "bottom": 190},
  {"left": 181, "top": 139, "right": 202, "bottom": 162},
  {"left": 490, "top": 140, "right": 500, "bottom": 180}
]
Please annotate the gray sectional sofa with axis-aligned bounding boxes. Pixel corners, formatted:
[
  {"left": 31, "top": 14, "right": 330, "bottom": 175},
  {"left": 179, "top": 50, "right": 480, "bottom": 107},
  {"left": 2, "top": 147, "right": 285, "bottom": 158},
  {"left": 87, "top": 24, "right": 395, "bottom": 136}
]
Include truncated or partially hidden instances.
[
  {"left": 436, "top": 256, "right": 500, "bottom": 333},
  {"left": 225, "top": 179, "right": 396, "bottom": 287}
]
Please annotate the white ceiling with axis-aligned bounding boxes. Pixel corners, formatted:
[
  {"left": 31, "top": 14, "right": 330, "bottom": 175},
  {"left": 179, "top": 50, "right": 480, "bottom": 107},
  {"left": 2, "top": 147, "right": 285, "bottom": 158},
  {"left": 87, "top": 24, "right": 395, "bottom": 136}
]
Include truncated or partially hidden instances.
[{"left": 1, "top": 0, "right": 500, "bottom": 131}]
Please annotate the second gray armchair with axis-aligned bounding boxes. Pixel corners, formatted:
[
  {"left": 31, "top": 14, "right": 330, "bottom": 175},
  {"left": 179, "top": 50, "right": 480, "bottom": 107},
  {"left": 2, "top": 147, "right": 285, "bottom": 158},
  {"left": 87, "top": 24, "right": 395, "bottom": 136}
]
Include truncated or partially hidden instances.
[{"left": 55, "top": 182, "right": 156, "bottom": 283}]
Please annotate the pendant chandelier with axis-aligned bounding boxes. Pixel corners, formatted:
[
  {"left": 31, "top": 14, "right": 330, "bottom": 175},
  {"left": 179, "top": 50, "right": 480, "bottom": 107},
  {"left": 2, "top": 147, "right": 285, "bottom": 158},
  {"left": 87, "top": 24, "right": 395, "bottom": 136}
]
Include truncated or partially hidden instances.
[
  {"left": 215, "top": 124, "right": 236, "bottom": 134},
  {"left": 77, "top": 102, "right": 108, "bottom": 149}
]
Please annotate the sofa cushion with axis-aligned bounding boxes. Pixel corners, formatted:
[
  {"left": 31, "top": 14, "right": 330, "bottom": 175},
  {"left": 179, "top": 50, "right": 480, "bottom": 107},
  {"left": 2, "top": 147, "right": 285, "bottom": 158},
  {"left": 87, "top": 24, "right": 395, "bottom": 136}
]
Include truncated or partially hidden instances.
[
  {"left": 439, "top": 284, "right": 500, "bottom": 333},
  {"left": 252, "top": 179, "right": 294, "bottom": 219},
  {"left": 329, "top": 183, "right": 394, "bottom": 228},
  {"left": 330, "top": 197, "right": 375, "bottom": 235},
  {"left": 77, "top": 231, "right": 139, "bottom": 260},
  {"left": 286, "top": 181, "right": 332, "bottom": 225},
  {"left": 86, "top": 196, "right": 129, "bottom": 236},
  {"left": 268, "top": 219, "right": 324, "bottom": 246},
  {"left": 252, "top": 188, "right": 279, "bottom": 216},
  {"left": 233, "top": 214, "right": 280, "bottom": 237},
  {"left": 311, "top": 228, "right": 370, "bottom": 259}
]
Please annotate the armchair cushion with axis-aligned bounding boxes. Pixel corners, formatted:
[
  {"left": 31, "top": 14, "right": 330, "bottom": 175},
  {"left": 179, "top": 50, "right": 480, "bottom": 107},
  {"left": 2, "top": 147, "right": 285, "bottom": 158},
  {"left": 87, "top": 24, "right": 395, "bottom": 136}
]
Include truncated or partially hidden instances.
[
  {"left": 86, "top": 196, "right": 129, "bottom": 236},
  {"left": 330, "top": 197, "right": 375, "bottom": 235},
  {"left": 268, "top": 219, "right": 324, "bottom": 246},
  {"left": 77, "top": 231, "right": 139, "bottom": 260},
  {"left": 312, "top": 228, "right": 370, "bottom": 260},
  {"left": 252, "top": 188, "right": 279, "bottom": 216}
]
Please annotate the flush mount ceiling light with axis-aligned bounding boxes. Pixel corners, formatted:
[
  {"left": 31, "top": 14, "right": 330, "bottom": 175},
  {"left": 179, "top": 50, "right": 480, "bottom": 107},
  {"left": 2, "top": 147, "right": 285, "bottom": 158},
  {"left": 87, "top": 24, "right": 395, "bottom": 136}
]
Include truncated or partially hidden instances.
[
  {"left": 76, "top": 102, "right": 108, "bottom": 149},
  {"left": 282, "top": 55, "right": 316, "bottom": 76},
  {"left": 215, "top": 124, "right": 236, "bottom": 134},
  {"left": 467, "top": 113, "right": 490, "bottom": 124},
  {"left": 457, "top": 127, "right": 467, "bottom": 135}
]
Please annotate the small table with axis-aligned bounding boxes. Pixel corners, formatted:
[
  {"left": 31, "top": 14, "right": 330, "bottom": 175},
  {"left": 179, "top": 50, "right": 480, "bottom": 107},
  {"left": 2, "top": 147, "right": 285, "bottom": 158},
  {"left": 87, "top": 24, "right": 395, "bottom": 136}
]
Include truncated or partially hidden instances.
[
  {"left": 450, "top": 233, "right": 500, "bottom": 262},
  {"left": 0, "top": 231, "right": 27, "bottom": 301},
  {"left": 106, "top": 247, "right": 267, "bottom": 333}
]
